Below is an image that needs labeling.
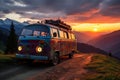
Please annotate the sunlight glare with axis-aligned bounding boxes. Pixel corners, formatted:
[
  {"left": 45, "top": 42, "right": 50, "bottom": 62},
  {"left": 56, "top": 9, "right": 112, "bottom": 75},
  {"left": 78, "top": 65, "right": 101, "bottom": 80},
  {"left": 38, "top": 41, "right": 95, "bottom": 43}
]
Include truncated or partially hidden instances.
[{"left": 93, "top": 27, "right": 98, "bottom": 32}]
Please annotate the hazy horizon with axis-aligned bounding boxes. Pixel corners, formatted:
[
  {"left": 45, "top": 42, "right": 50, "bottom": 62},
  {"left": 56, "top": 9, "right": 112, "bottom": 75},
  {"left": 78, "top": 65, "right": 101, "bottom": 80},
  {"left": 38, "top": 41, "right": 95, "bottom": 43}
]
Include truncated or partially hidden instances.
[{"left": 0, "top": 0, "right": 120, "bottom": 32}]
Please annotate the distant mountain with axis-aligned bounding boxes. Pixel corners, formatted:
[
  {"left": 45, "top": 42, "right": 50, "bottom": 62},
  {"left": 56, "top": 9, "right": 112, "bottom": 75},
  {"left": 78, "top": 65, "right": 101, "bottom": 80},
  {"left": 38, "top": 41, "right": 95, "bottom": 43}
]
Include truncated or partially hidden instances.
[
  {"left": 0, "top": 18, "right": 29, "bottom": 35},
  {"left": 77, "top": 43, "right": 107, "bottom": 54},
  {"left": 0, "top": 27, "right": 9, "bottom": 36},
  {"left": 4, "top": 18, "right": 21, "bottom": 25},
  {"left": 111, "top": 43, "right": 120, "bottom": 53},
  {"left": 74, "top": 31, "right": 107, "bottom": 43},
  {"left": 88, "top": 30, "right": 120, "bottom": 59},
  {"left": 109, "top": 42, "right": 120, "bottom": 59},
  {"left": 74, "top": 31, "right": 91, "bottom": 43},
  {"left": 0, "top": 18, "right": 29, "bottom": 26},
  {"left": 0, "top": 19, "right": 4, "bottom": 25},
  {"left": 88, "top": 30, "right": 120, "bottom": 51}
]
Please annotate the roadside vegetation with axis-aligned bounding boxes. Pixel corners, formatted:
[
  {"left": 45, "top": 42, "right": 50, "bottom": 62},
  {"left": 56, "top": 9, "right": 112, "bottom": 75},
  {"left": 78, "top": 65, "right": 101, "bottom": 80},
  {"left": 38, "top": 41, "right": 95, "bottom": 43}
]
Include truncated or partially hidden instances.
[
  {"left": 0, "top": 22, "right": 17, "bottom": 62},
  {"left": 84, "top": 54, "right": 120, "bottom": 80},
  {"left": 0, "top": 53, "right": 15, "bottom": 62},
  {"left": 0, "top": 52, "right": 16, "bottom": 72}
]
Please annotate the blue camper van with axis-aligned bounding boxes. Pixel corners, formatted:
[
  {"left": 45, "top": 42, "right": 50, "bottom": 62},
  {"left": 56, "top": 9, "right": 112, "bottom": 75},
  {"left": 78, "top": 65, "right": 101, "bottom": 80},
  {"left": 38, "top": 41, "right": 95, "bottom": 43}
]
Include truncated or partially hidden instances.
[{"left": 16, "top": 20, "right": 77, "bottom": 65}]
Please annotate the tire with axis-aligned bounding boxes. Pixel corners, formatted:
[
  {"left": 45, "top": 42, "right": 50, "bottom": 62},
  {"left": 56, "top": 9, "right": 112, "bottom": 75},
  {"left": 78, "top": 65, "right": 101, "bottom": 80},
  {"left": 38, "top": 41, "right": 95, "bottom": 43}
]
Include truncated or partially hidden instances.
[
  {"left": 68, "top": 51, "right": 74, "bottom": 59},
  {"left": 51, "top": 53, "right": 60, "bottom": 66},
  {"left": 69, "top": 53, "right": 73, "bottom": 59}
]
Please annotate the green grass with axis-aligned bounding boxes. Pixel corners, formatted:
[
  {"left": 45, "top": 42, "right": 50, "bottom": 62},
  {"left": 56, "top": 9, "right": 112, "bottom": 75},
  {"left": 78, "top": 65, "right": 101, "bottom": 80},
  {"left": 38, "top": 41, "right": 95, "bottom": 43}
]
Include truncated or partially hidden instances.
[
  {"left": 0, "top": 49, "right": 4, "bottom": 54},
  {"left": 0, "top": 54, "right": 15, "bottom": 62},
  {"left": 84, "top": 54, "right": 120, "bottom": 80}
]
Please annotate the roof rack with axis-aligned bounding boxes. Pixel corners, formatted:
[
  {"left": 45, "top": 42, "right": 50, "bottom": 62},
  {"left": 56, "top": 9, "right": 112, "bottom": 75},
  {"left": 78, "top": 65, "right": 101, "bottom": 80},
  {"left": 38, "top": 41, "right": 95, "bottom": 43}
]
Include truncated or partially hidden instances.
[{"left": 44, "top": 19, "right": 72, "bottom": 30}]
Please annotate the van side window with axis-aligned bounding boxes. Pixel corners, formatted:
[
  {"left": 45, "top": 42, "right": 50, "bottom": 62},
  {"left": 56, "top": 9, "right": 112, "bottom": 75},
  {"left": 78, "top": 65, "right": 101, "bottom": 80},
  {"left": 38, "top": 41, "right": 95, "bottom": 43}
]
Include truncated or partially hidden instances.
[
  {"left": 51, "top": 28, "right": 58, "bottom": 38},
  {"left": 71, "top": 33, "right": 75, "bottom": 39},
  {"left": 64, "top": 31, "right": 69, "bottom": 39},
  {"left": 68, "top": 33, "right": 71, "bottom": 39},
  {"left": 59, "top": 30, "right": 64, "bottom": 38}
]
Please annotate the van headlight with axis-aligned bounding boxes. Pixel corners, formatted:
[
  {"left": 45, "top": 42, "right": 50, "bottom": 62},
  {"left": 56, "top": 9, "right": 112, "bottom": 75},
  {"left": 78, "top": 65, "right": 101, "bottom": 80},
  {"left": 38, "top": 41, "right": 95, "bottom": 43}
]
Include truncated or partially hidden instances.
[
  {"left": 36, "top": 46, "right": 42, "bottom": 53},
  {"left": 18, "top": 46, "right": 22, "bottom": 51}
]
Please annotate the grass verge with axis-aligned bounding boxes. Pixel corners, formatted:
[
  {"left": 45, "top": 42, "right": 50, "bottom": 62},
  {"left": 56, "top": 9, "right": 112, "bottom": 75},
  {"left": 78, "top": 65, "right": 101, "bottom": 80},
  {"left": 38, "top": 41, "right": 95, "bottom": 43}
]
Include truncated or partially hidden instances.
[
  {"left": 84, "top": 54, "right": 120, "bottom": 80},
  {"left": 0, "top": 53, "right": 15, "bottom": 62}
]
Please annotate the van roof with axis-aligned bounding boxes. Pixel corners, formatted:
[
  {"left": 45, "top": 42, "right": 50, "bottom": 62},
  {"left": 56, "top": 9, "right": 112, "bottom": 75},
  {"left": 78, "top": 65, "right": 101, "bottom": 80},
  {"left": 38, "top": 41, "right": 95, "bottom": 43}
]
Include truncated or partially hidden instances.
[
  {"left": 44, "top": 20, "right": 72, "bottom": 30},
  {"left": 25, "top": 24, "right": 48, "bottom": 27},
  {"left": 24, "top": 20, "right": 72, "bottom": 31}
]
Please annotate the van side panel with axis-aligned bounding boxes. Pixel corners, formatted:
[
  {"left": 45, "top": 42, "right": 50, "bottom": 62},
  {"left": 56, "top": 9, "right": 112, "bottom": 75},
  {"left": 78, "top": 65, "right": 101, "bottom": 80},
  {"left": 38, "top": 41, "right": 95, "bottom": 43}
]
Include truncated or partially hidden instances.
[{"left": 50, "top": 38, "right": 60, "bottom": 58}]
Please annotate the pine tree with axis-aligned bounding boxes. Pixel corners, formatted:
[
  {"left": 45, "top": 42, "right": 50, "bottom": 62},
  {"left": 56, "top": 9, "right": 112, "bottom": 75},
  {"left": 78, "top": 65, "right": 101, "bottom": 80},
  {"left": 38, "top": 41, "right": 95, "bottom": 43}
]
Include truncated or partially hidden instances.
[{"left": 5, "top": 22, "right": 18, "bottom": 54}]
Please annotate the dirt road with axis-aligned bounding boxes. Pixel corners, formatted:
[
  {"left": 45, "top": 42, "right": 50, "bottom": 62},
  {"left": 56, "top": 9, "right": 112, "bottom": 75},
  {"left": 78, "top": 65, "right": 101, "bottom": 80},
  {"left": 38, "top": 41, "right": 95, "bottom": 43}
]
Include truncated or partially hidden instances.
[
  {"left": 0, "top": 53, "right": 92, "bottom": 80},
  {"left": 28, "top": 53, "right": 93, "bottom": 80}
]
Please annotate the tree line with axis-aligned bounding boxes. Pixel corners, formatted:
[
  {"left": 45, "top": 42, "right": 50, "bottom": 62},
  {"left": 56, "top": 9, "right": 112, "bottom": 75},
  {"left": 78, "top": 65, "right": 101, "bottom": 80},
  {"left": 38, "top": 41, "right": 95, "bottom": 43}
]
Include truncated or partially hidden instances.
[{"left": 5, "top": 22, "right": 18, "bottom": 54}]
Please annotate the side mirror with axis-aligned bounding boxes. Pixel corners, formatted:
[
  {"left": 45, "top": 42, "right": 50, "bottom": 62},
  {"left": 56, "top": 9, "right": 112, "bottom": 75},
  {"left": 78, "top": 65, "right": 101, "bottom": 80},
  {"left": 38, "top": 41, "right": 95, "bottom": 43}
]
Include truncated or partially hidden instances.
[{"left": 53, "top": 32, "right": 57, "bottom": 37}]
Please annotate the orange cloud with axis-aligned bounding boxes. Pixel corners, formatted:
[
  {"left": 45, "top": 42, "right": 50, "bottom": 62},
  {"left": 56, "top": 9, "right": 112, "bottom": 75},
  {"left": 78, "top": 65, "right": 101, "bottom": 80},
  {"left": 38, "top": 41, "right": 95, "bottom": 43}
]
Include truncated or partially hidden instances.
[{"left": 63, "top": 11, "right": 120, "bottom": 23}]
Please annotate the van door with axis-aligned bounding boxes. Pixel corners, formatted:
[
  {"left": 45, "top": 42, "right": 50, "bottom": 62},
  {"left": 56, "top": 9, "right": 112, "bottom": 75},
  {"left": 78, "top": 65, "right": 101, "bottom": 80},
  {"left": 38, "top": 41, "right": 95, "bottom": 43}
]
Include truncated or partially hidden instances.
[
  {"left": 59, "top": 30, "right": 67, "bottom": 55},
  {"left": 63, "top": 31, "right": 69, "bottom": 55},
  {"left": 50, "top": 28, "right": 60, "bottom": 54}
]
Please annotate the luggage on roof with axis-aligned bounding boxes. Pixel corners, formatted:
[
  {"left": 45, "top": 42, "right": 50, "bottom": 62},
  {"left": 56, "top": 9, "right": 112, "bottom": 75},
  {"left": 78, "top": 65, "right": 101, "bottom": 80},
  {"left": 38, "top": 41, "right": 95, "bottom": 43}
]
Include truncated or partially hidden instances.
[{"left": 44, "top": 19, "right": 72, "bottom": 30}]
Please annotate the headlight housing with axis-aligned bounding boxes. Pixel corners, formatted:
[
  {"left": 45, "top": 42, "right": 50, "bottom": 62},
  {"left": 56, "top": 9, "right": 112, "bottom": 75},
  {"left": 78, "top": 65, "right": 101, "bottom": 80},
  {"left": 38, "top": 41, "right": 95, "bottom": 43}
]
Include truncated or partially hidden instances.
[
  {"left": 36, "top": 46, "right": 42, "bottom": 53},
  {"left": 18, "top": 46, "right": 22, "bottom": 51}
]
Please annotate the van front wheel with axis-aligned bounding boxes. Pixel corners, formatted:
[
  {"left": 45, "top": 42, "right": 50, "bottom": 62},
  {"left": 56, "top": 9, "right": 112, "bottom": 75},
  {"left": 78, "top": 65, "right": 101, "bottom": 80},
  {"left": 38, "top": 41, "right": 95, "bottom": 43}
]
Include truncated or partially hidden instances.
[
  {"left": 69, "top": 51, "right": 74, "bottom": 59},
  {"left": 52, "top": 53, "right": 60, "bottom": 66}
]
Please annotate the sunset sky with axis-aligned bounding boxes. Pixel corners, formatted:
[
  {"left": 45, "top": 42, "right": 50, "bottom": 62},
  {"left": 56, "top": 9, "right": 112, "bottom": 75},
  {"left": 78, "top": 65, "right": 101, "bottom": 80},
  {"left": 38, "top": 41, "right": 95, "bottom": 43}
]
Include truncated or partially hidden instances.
[{"left": 0, "top": 0, "right": 120, "bottom": 32}]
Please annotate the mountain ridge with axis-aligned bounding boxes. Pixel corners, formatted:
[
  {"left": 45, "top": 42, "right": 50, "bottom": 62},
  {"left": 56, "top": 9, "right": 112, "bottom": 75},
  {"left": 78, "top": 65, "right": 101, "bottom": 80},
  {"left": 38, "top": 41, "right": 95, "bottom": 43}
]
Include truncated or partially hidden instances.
[
  {"left": 77, "top": 43, "right": 107, "bottom": 54},
  {"left": 88, "top": 30, "right": 120, "bottom": 59},
  {"left": 0, "top": 18, "right": 29, "bottom": 35}
]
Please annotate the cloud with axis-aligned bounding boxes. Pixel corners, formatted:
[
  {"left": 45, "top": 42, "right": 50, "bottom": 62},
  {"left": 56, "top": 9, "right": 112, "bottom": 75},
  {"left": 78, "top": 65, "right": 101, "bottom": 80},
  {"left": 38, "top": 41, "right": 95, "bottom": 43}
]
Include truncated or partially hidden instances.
[
  {"left": 99, "top": 0, "right": 120, "bottom": 17},
  {"left": 18, "top": 0, "right": 102, "bottom": 15},
  {"left": 0, "top": 13, "right": 4, "bottom": 18},
  {"left": 0, "top": 0, "right": 120, "bottom": 23}
]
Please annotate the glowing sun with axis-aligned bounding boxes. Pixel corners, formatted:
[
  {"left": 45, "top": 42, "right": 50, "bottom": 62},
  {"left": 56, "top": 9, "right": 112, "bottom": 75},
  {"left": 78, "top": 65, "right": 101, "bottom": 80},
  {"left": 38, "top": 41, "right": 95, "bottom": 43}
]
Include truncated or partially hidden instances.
[{"left": 93, "top": 28, "right": 98, "bottom": 32}]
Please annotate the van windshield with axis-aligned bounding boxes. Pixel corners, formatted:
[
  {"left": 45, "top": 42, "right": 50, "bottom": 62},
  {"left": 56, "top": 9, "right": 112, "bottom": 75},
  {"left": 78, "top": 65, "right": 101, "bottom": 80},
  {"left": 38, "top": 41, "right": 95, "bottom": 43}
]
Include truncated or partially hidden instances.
[{"left": 21, "top": 24, "right": 50, "bottom": 37}]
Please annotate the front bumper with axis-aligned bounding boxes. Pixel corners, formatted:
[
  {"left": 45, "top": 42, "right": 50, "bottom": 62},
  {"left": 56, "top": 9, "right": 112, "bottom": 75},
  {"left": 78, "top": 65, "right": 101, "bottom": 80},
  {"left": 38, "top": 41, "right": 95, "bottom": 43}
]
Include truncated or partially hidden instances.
[{"left": 16, "top": 54, "right": 48, "bottom": 60}]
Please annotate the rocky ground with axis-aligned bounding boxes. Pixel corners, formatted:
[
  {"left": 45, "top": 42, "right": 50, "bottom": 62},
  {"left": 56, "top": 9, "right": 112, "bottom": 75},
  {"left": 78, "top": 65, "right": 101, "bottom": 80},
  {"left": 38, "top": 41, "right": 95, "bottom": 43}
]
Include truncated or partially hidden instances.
[{"left": 27, "top": 53, "right": 93, "bottom": 80}]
